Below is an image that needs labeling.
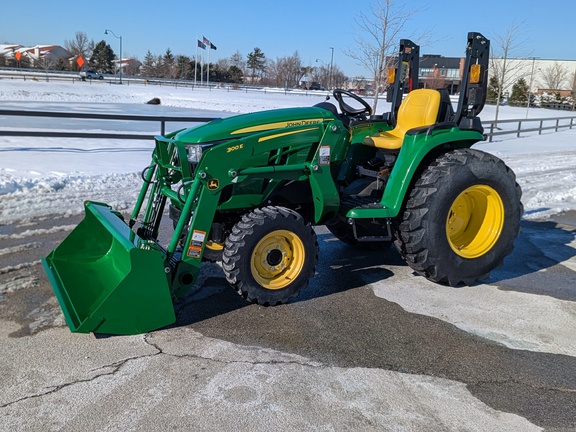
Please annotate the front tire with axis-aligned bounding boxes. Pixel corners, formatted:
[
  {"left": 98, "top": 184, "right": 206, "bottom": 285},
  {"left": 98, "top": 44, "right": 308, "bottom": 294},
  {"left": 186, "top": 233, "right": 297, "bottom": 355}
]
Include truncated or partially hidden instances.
[
  {"left": 395, "top": 148, "right": 522, "bottom": 286},
  {"left": 222, "top": 206, "right": 318, "bottom": 305}
]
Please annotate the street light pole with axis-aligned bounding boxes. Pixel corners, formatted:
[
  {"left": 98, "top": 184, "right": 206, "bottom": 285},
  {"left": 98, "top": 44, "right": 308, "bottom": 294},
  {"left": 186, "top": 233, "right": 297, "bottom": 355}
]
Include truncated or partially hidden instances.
[
  {"left": 104, "top": 29, "right": 123, "bottom": 84},
  {"left": 329, "top": 47, "right": 334, "bottom": 90}
]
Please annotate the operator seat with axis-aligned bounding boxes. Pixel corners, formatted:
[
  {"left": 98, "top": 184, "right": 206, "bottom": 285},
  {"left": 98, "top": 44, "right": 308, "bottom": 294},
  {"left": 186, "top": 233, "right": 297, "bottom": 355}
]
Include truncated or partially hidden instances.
[{"left": 364, "top": 89, "right": 442, "bottom": 150}]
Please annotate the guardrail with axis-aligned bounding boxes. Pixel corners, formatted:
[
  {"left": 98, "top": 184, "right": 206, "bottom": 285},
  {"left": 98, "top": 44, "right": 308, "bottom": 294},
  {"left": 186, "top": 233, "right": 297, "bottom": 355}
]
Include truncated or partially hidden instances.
[
  {"left": 0, "top": 109, "right": 218, "bottom": 139},
  {"left": 0, "top": 68, "right": 332, "bottom": 95},
  {"left": 481, "top": 116, "right": 576, "bottom": 142},
  {"left": 0, "top": 108, "right": 575, "bottom": 141}
]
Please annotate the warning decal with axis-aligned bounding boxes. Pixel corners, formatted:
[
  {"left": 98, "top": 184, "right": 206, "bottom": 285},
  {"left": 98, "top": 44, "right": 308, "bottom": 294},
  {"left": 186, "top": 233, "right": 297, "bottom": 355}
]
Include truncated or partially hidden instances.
[
  {"left": 187, "top": 230, "right": 206, "bottom": 257},
  {"left": 319, "top": 146, "right": 331, "bottom": 165}
]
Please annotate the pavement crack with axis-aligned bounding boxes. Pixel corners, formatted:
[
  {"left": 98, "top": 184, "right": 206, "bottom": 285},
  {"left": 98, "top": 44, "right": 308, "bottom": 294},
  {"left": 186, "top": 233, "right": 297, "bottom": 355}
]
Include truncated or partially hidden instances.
[
  {"left": 0, "top": 369, "right": 121, "bottom": 409},
  {"left": 142, "top": 333, "right": 322, "bottom": 368},
  {"left": 1, "top": 339, "right": 162, "bottom": 409},
  {"left": 143, "top": 333, "right": 164, "bottom": 355},
  {"left": 165, "top": 352, "right": 323, "bottom": 368}
]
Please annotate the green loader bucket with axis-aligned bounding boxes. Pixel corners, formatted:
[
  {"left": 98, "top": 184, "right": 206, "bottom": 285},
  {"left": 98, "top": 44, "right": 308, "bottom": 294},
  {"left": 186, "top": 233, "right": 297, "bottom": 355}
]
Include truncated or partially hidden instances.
[{"left": 42, "top": 201, "right": 176, "bottom": 335}]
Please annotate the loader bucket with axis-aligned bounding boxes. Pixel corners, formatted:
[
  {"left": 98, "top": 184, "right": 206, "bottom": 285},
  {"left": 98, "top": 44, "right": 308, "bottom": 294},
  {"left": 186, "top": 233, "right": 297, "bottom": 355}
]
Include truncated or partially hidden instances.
[{"left": 42, "top": 201, "right": 176, "bottom": 335}]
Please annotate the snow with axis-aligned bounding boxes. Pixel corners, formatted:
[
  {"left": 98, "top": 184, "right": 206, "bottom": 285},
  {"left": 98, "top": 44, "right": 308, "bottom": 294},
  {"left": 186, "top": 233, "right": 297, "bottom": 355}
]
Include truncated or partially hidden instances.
[{"left": 0, "top": 79, "right": 575, "bottom": 224}]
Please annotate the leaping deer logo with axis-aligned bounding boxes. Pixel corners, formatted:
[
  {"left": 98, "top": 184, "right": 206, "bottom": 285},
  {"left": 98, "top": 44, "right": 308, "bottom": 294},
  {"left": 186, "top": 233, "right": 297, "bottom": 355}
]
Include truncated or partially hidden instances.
[{"left": 207, "top": 179, "right": 220, "bottom": 190}]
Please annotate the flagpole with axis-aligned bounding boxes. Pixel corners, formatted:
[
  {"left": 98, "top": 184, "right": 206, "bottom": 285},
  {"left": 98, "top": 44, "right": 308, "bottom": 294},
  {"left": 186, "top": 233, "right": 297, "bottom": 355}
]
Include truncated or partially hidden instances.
[
  {"left": 201, "top": 52, "right": 204, "bottom": 87},
  {"left": 194, "top": 37, "right": 198, "bottom": 87}
]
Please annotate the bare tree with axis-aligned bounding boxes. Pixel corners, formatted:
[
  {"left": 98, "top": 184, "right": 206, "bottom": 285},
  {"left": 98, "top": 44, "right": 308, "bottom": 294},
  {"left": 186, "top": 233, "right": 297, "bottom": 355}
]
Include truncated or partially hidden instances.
[
  {"left": 330, "top": 66, "right": 348, "bottom": 89},
  {"left": 539, "top": 61, "right": 569, "bottom": 91},
  {"left": 311, "top": 64, "right": 331, "bottom": 89},
  {"left": 346, "top": 0, "right": 428, "bottom": 112},
  {"left": 229, "top": 50, "right": 246, "bottom": 74},
  {"left": 65, "top": 31, "right": 92, "bottom": 60},
  {"left": 490, "top": 21, "right": 532, "bottom": 126},
  {"left": 266, "top": 52, "right": 305, "bottom": 88},
  {"left": 423, "top": 65, "right": 448, "bottom": 90}
]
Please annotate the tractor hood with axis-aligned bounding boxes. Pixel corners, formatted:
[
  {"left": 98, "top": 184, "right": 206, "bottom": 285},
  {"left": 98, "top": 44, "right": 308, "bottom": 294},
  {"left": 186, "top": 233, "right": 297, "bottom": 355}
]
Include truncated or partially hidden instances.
[{"left": 175, "top": 106, "right": 338, "bottom": 144}]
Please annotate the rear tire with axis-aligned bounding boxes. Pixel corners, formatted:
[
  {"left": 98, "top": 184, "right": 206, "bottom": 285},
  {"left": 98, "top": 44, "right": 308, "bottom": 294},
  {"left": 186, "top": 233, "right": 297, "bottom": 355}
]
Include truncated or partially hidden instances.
[
  {"left": 395, "top": 148, "right": 522, "bottom": 286},
  {"left": 222, "top": 206, "right": 318, "bottom": 305}
]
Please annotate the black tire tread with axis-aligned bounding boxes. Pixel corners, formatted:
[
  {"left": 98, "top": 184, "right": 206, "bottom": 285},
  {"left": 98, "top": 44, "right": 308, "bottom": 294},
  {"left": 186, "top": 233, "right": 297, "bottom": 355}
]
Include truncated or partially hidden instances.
[
  {"left": 395, "top": 148, "right": 523, "bottom": 286},
  {"left": 222, "top": 206, "right": 318, "bottom": 305}
]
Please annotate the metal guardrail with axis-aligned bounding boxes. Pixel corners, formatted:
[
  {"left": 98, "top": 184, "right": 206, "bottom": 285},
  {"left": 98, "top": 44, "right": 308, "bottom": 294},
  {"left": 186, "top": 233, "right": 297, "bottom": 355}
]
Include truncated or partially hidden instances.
[
  {"left": 482, "top": 116, "right": 576, "bottom": 142},
  {"left": 0, "top": 68, "right": 332, "bottom": 95},
  {"left": 0, "top": 108, "right": 575, "bottom": 141},
  {"left": 0, "top": 109, "right": 218, "bottom": 139}
]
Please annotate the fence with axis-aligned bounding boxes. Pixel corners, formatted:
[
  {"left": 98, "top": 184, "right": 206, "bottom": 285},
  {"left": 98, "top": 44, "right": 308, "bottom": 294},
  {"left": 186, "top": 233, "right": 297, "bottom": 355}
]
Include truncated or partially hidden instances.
[
  {"left": 0, "top": 68, "right": 331, "bottom": 95},
  {"left": 482, "top": 116, "right": 576, "bottom": 142},
  {"left": 0, "top": 108, "right": 575, "bottom": 142},
  {"left": 0, "top": 109, "right": 217, "bottom": 139}
]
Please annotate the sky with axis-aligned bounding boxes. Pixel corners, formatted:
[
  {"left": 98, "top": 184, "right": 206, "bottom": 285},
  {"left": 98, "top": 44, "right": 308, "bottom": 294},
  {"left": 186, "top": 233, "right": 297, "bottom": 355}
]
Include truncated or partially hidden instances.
[{"left": 1, "top": 0, "right": 576, "bottom": 77}]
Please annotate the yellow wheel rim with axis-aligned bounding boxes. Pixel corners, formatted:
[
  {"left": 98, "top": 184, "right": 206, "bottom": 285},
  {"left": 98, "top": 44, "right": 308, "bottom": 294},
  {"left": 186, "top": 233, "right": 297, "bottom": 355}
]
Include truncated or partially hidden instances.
[
  {"left": 251, "top": 230, "right": 305, "bottom": 290},
  {"left": 446, "top": 185, "right": 504, "bottom": 259}
]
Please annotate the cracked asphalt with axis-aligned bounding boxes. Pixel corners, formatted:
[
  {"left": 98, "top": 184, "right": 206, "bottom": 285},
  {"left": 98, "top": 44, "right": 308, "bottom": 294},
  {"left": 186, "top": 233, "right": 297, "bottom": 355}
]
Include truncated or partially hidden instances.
[{"left": 1, "top": 212, "right": 575, "bottom": 431}]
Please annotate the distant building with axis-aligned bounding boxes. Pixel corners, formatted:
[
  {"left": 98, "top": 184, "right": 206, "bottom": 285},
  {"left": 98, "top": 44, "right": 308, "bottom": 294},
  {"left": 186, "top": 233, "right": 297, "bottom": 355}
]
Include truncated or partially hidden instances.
[
  {"left": 359, "top": 54, "right": 576, "bottom": 97},
  {"left": 419, "top": 55, "right": 464, "bottom": 94},
  {"left": 490, "top": 57, "right": 576, "bottom": 93},
  {"left": 0, "top": 44, "right": 71, "bottom": 67},
  {"left": 116, "top": 58, "right": 142, "bottom": 76}
]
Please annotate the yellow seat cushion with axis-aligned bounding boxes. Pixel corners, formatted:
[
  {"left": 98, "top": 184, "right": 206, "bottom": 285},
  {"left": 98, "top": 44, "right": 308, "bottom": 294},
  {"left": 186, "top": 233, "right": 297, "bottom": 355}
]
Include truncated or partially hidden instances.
[{"left": 365, "top": 89, "right": 442, "bottom": 150}]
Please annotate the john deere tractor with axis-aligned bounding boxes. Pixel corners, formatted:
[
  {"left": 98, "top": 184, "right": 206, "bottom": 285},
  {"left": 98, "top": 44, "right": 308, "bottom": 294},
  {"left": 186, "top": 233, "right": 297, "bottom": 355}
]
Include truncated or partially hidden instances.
[{"left": 43, "top": 32, "right": 523, "bottom": 335}]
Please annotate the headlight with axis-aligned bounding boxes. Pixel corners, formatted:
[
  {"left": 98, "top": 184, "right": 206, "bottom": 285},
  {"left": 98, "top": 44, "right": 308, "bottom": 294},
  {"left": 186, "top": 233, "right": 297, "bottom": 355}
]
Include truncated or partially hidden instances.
[{"left": 186, "top": 145, "right": 203, "bottom": 163}]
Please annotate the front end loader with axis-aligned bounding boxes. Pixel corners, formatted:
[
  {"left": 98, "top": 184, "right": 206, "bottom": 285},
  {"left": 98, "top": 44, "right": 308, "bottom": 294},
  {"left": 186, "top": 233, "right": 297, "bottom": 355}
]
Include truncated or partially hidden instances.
[{"left": 43, "top": 32, "right": 522, "bottom": 335}]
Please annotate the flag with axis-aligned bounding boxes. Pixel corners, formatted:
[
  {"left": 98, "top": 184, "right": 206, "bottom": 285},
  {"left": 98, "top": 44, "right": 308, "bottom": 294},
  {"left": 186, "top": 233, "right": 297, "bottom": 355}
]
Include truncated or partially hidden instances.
[
  {"left": 197, "top": 40, "right": 206, "bottom": 50},
  {"left": 203, "top": 36, "right": 216, "bottom": 50}
]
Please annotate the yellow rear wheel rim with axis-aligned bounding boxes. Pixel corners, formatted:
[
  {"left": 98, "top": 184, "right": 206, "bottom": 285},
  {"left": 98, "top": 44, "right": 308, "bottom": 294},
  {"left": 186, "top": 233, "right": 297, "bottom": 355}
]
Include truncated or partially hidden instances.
[
  {"left": 446, "top": 185, "right": 504, "bottom": 259},
  {"left": 251, "top": 230, "right": 305, "bottom": 290}
]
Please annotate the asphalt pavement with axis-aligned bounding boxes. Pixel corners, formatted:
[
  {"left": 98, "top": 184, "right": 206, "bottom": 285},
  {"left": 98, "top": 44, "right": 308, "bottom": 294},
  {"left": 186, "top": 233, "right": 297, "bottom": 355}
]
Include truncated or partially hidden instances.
[{"left": 1, "top": 211, "right": 575, "bottom": 431}]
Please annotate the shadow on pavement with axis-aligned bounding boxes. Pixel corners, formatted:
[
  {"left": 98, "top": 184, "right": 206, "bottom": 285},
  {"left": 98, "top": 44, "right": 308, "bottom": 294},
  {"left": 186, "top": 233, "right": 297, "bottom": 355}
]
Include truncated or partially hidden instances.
[
  {"left": 173, "top": 233, "right": 400, "bottom": 328},
  {"left": 487, "top": 217, "right": 576, "bottom": 300}
]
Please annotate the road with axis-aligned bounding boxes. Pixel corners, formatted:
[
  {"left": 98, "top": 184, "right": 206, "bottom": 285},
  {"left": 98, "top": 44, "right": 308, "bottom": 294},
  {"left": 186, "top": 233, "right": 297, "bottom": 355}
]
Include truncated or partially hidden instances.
[{"left": 0, "top": 210, "right": 575, "bottom": 431}]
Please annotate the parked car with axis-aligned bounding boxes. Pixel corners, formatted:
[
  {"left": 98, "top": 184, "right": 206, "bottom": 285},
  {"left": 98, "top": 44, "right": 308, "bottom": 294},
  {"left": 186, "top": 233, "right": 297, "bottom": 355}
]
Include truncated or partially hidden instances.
[
  {"left": 79, "top": 70, "right": 104, "bottom": 81},
  {"left": 308, "top": 82, "right": 325, "bottom": 91}
]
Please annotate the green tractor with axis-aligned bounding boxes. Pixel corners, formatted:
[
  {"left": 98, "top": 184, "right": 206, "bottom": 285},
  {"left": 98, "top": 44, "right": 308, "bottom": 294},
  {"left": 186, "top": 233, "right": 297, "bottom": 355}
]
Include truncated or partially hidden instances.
[{"left": 43, "top": 32, "right": 522, "bottom": 335}]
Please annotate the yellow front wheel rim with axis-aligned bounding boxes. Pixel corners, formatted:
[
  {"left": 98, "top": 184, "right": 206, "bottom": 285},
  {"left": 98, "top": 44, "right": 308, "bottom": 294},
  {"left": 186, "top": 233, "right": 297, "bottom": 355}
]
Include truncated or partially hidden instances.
[
  {"left": 251, "top": 230, "right": 305, "bottom": 290},
  {"left": 446, "top": 185, "right": 505, "bottom": 259}
]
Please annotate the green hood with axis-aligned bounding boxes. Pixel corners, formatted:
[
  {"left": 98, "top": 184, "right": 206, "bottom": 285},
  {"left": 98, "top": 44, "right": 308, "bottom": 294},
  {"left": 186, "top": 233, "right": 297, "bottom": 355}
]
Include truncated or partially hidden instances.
[{"left": 175, "top": 106, "right": 338, "bottom": 144}]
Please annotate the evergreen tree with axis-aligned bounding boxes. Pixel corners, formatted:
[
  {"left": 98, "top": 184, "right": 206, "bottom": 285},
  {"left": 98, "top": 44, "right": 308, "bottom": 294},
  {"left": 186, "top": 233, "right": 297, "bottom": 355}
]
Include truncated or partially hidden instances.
[
  {"left": 89, "top": 40, "right": 115, "bottom": 73},
  {"left": 486, "top": 76, "right": 500, "bottom": 105},
  {"left": 509, "top": 77, "right": 529, "bottom": 106},
  {"left": 163, "top": 48, "right": 177, "bottom": 79},
  {"left": 247, "top": 47, "right": 266, "bottom": 83},
  {"left": 141, "top": 50, "right": 159, "bottom": 77},
  {"left": 228, "top": 65, "right": 244, "bottom": 83},
  {"left": 55, "top": 58, "right": 68, "bottom": 71}
]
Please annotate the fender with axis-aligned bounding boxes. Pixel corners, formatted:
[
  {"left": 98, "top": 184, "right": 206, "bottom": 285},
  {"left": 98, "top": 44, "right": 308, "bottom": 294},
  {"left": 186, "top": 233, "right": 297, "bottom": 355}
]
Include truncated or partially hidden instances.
[{"left": 346, "top": 127, "right": 484, "bottom": 219}]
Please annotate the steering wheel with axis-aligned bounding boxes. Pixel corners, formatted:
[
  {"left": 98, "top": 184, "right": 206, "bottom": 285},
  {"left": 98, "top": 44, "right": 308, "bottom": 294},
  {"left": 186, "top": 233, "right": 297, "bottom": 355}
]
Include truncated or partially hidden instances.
[{"left": 332, "top": 89, "right": 373, "bottom": 118}]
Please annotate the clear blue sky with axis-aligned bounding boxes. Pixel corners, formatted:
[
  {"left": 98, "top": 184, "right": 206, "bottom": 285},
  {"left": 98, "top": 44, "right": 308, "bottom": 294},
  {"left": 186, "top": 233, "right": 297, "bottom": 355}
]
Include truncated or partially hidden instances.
[{"left": 1, "top": 0, "right": 574, "bottom": 77}]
